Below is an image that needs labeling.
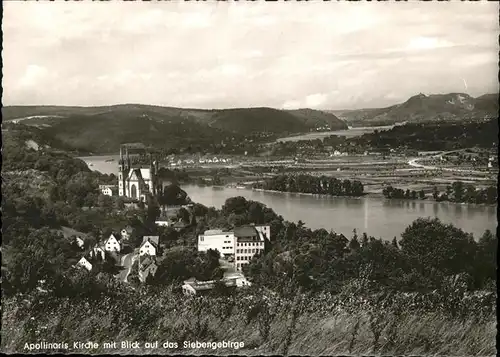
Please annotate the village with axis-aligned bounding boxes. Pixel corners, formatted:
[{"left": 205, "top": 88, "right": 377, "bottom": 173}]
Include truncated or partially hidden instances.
[
  {"left": 74, "top": 216, "right": 270, "bottom": 296},
  {"left": 74, "top": 146, "right": 269, "bottom": 296}
]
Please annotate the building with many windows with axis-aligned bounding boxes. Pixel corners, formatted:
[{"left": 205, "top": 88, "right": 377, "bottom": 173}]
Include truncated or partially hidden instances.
[
  {"left": 233, "top": 226, "right": 266, "bottom": 271},
  {"left": 197, "top": 225, "right": 270, "bottom": 271},
  {"left": 197, "top": 229, "right": 235, "bottom": 258}
]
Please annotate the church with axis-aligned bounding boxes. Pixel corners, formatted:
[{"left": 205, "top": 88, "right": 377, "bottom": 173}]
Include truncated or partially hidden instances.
[{"left": 117, "top": 146, "right": 165, "bottom": 201}]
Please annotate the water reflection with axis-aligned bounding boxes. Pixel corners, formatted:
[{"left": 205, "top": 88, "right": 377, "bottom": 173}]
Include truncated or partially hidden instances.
[{"left": 183, "top": 185, "right": 496, "bottom": 240}]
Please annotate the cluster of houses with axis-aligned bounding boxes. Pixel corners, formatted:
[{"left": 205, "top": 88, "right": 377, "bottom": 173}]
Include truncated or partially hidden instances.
[
  {"left": 329, "top": 150, "right": 349, "bottom": 157},
  {"left": 74, "top": 217, "right": 271, "bottom": 294},
  {"left": 154, "top": 205, "right": 192, "bottom": 231},
  {"left": 182, "top": 224, "right": 270, "bottom": 295},
  {"left": 168, "top": 156, "right": 232, "bottom": 167},
  {"left": 75, "top": 226, "right": 162, "bottom": 283}
]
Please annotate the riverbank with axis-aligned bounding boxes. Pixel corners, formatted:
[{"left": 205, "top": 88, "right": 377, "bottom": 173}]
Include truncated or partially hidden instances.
[
  {"left": 250, "top": 187, "right": 497, "bottom": 206},
  {"left": 184, "top": 185, "right": 496, "bottom": 239}
]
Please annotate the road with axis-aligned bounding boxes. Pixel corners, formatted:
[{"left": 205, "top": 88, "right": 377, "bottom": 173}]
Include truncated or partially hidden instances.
[
  {"left": 118, "top": 252, "right": 138, "bottom": 282},
  {"left": 408, "top": 157, "right": 489, "bottom": 175}
]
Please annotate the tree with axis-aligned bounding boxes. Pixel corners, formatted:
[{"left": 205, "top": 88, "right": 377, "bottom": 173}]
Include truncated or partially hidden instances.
[
  {"left": 418, "top": 190, "right": 425, "bottom": 200},
  {"left": 115, "top": 197, "right": 125, "bottom": 210},
  {"left": 464, "top": 184, "right": 476, "bottom": 203},
  {"left": 97, "top": 194, "right": 113, "bottom": 209},
  {"left": 248, "top": 201, "right": 265, "bottom": 224},
  {"left": 451, "top": 181, "right": 464, "bottom": 202},
  {"left": 432, "top": 186, "right": 439, "bottom": 200},
  {"left": 160, "top": 184, "right": 188, "bottom": 206},
  {"left": 361, "top": 232, "right": 369, "bottom": 247},
  {"left": 400, "top": 218, "right": 477, "bottom": 278},
  {"left": 349, "top": 235, "right": 361, "bottom": 251},
  {"left": 4, "top": 228, "right": 75, "bottom": 295},
  {"left": 390, "top": 237, "right": 398, "bottom": 248},
  {"left": 222, "top": 196, "right": 248, "bottom": 215},
  {"left": 473, "top": 230, "right": 498, "bottom": 288},
  {"left": 177, "top": 207, "right": 191, "bottom": 224},
  {"left": 351, "top": 181, "right": 364, "bottom": 196},
  {"left": 342, "top": 180, "right": 352, "bottom": 196}
]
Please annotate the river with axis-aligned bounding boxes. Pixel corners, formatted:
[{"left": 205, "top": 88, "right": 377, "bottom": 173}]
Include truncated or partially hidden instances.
[
  {"left": 79, "top": 156, "right": 497, "bottom": 240},
  {"left": 183, "top": 185, "right": 496, "bottom": 240},
  {"left": 276, "top": 125, "right": 396, "bottom": 142}
]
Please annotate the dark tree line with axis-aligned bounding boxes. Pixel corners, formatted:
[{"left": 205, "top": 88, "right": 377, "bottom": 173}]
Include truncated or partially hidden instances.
[
  {"left": 432, "top": 182, "right": 497, "bottom": 204},
  {"left": 254, "top": 174, "right": 364, "bottom": 197},
  {"left": 383, "top": 186, "right": 426, "bottom": 200},
  {"left": 351, "top": 119, "right": 498, "bottom": 151}
]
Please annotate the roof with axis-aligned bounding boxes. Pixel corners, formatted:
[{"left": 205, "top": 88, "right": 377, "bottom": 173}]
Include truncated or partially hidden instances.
[
  {"left": 79, "top": 256, "right": 91, "bottom": 263},
  {"left": 183, "top": 278, "right": 238, "bottom": 291},
  {"left": 142, "top": 235, "right": 159, "bottom": 246},
  {"left": 127, "top": 169, "right": 149, "bottom": 189},
  {"left": 122, "top": 226, "right": 134, "bottom": 233},
  {"left": 183, "top": 279, "right": 217, "bottom": 291},
  {"left": 107, "top": 233, "right": 121, "bottom": 242},
  {"left": 140, "top": 168, "right": 151, "bottom": 181},
  {"left": 140, "top": 256, "right": 154, "bottom": 268},
  {"left": 203, "top": 229, "right": 234, "bottom": 236},
  {"left": 173, "top": 221, "right": 188, "bottom": 228},
  {"left": 234, "top": 226, "right": 258, "bottom": 238}
]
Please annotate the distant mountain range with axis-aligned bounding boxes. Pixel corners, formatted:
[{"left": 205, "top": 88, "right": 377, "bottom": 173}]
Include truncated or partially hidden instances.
[
  {"left": 2, "top": 93, "right": 497, "bottom": 154},
  {"left": 329, "top": 93, "right": 498, "bottom": 127},
  {"left": 1, "top": 105, "right": 347, "bottom": 154}
]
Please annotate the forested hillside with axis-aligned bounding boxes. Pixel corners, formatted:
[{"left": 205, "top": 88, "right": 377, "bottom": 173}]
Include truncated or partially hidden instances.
[
  {"left": 332, "top": 92, "right": 498, "bottom": 127},
  {"left": 1, "top": 104, "right": 346, "bottom": 154}
]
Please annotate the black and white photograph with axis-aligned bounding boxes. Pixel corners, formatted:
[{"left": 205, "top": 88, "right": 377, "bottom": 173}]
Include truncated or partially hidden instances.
[{"left": 1, "top": 0, "right": 498, "bottom": 355}]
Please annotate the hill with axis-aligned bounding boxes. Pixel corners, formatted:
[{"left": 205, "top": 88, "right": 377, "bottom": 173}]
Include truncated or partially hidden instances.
[
  {"left": 2, "top": 105, "right": 346, "bottom": 154},
  {"left": 331, "top": 93, "right": 498, "bottom": 127}
]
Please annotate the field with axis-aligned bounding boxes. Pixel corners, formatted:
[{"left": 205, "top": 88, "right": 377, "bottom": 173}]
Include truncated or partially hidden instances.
[
  {"left": 2, "top": 288, "right": 495, "bottom": 355},
  {"left": 182, "top": 153, "right": 498, "bottom": 195}
]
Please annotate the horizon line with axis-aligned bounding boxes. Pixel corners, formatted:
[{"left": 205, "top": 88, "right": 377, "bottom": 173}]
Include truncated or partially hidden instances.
[{"left": 2, "top": 91, "right": 497, "bottom": 112}]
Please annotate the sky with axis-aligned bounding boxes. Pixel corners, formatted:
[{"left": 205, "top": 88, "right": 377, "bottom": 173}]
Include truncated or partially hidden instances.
[{"left": 2, "top": 0, "right": 499, "bottom": 110}]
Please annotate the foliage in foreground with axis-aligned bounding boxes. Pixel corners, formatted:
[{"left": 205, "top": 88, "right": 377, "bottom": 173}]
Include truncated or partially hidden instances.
[{"left": 1, "top": 276, "right": 496, "bottom": 355}]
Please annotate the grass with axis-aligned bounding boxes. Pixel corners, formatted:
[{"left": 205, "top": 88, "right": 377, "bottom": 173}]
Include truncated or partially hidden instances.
[{"left": 2, "top": 290, "right": 496, "bottom": 356}]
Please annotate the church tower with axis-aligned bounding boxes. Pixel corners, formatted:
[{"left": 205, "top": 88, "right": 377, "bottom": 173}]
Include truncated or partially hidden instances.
[
  {"left": 118, "top": 145, "right": 131, "bottom": 197},
  {"left": 149, "top": 152, "right": 156, "bottom": 196},
  {"left": 118, "top": 146, "right": 125, "bottom": 196}
]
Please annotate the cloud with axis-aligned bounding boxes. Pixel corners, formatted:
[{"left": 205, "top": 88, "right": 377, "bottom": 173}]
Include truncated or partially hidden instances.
[
  {"left": 2, "top": 1, "right": 498, "bottom": 109},
  {"left": 406, "top": 36, "right": 454, "bottom": 51},
  {"left": 305, "top": 94, "right": 328, "bottom": 108},
  {"left": 18, "top": 65, "right": 51, "bottom": 88}
]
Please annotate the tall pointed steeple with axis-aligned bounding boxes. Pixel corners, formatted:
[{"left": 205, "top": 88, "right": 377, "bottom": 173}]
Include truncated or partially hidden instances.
[{"left": 126, "top": 147, "right": 131, "bottom": 170}]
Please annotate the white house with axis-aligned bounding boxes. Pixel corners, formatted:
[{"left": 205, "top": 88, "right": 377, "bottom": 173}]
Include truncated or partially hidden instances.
[
  {"left": 74, "top": 236, "right": 85, "bottom": 249},
  {"left": 77, "top": 257, "right": 93, "bottom": 271},
  {"left": 198, "top": 229, "right": 235, "bottom": 258},
  {"left": 104, "top": 233, "right": 122, "bottom": 253},
  {"left": 99, "top": 185, "right": 115, "bottom": 196},
  {"left": 139, "top": 236, "right": 159, "bottom": 256},
  {"left": 182, "top": 273, "right": 251, "bottom": 296},
  {"left": 155, "top": 217, "right": 171, "bottom": 227}
]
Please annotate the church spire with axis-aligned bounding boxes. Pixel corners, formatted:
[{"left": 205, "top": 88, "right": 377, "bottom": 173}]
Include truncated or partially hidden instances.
[{"left": 126, "top": 147, "right": 131, "bottom": 169}]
